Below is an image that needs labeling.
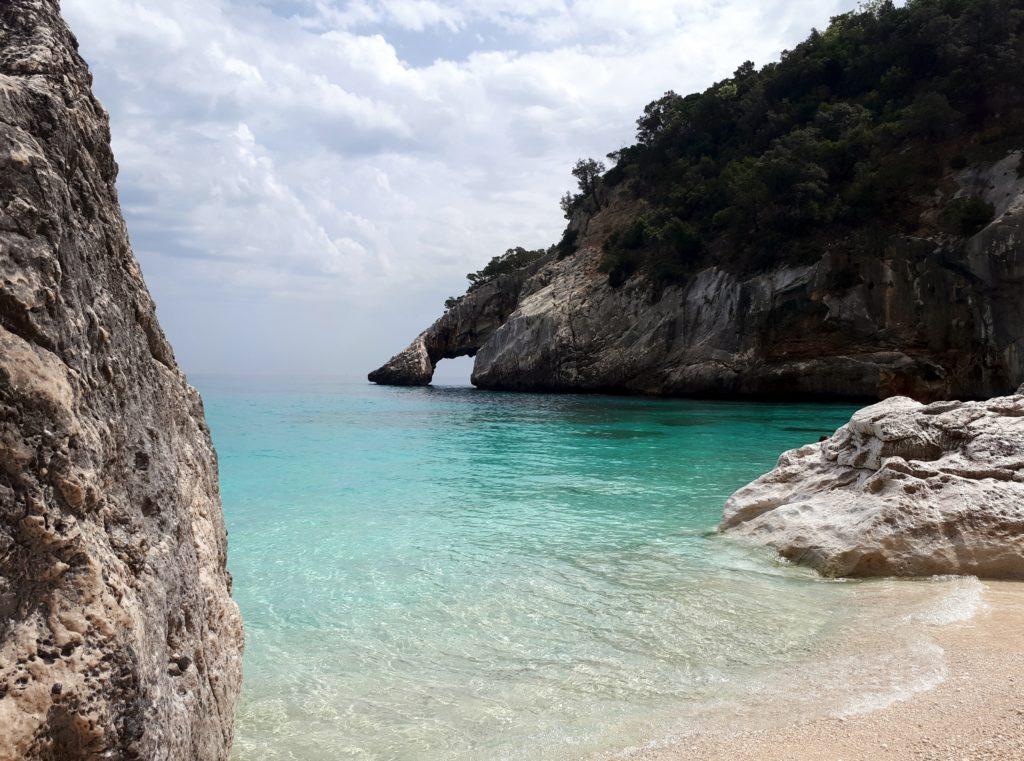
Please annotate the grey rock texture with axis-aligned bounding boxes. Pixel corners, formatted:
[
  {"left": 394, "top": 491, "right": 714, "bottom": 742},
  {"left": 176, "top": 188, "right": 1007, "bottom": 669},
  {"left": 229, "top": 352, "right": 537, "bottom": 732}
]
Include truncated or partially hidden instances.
[
  {"left": 719, "top": 394, "right": 1024, "bottom": 578},
  {"left": 368, "top": 269, "right": 535, "bottom": 386},
  {"left": 371, "top": 158, "right": 1024, "bottom": 401},
  {"left": 0, "top": 2, "right": 243, "bottom": 759}
]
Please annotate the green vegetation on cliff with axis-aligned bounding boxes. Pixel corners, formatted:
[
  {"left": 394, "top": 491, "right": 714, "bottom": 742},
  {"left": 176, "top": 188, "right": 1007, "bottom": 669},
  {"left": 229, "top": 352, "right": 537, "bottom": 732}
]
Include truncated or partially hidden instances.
[
  {"left": 595, "top": 0, "right": 1022, "bottom": 285},
  {"left": 445, "top": 246, "right": 547, "bottom": 309},
  {"left": 444, "top": 0, "right": 1022, "bottom": 307}
]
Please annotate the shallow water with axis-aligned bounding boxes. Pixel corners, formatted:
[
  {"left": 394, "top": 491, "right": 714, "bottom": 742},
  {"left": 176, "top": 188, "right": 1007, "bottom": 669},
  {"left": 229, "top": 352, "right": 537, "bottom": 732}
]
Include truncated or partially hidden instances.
[{"left": 197, "top": 377, "right": 975, "bottom": 760}]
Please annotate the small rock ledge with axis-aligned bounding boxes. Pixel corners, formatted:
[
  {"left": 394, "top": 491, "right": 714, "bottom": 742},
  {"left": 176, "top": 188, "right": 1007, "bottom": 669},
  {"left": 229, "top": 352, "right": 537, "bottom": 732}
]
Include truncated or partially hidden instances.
[{"left": 720, "top": 394, "right": 1024, "bottom": 578}]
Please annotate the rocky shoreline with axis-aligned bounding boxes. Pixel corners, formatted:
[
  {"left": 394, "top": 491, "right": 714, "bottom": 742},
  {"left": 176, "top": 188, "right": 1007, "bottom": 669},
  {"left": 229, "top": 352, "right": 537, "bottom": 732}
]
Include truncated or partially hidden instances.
[{"left": 4, "top": 0, "right": 1024, "bottom": 756}]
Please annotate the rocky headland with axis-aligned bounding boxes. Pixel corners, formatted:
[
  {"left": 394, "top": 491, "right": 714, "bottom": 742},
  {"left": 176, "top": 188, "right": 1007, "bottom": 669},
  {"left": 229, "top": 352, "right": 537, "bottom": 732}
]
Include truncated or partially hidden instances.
[
  {"left": 0, "top": 2, "right": 242, "bottom": 759},
  {"left": 371, "top": 153, "right": 1024, "bottom": 401},
  {"left": 719, "top": 389, "right": 1024, "bottom": 578},
  {"left": 371, "top": 2, "right": 1024, "bottom": 402}
]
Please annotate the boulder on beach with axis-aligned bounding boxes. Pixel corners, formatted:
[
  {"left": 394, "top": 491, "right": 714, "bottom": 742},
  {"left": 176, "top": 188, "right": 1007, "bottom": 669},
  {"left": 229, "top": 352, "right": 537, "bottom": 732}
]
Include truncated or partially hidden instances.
[{"left": 720, "top": 394, "right": 1024, "bottom": 578}]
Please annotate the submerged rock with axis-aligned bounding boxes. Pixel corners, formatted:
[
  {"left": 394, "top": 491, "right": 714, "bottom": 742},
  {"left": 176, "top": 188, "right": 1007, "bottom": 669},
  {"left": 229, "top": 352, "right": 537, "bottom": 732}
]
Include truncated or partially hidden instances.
[
  {"left": 0, "top": 2, "right": 242, "bottom": 759},
  {"left": 719, "top": 395, "right": 1024, "bottom": 578}
]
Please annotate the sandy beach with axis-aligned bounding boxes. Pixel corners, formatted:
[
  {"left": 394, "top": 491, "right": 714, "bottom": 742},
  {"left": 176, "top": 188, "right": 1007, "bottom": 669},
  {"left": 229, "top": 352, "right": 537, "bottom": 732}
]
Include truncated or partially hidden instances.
[{"left": 639, "top": 582, "right": 1024, "bottom": 761}]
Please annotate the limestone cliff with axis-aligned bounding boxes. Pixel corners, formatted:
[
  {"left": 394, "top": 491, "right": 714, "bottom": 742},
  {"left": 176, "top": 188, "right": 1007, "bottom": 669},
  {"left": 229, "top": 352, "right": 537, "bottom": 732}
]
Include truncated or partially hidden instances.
[
  {"left": 719, "top": 393, "right": 1024, "bottom": 578},
  {"left": 0, "top": 3, "right": 243, "bottom": 759},
  {"left": 367, "top": 270, "right": 530, "bottom": 386},
  {"left": 370, "top": 154, "right": 1024, "bottom": 401}
]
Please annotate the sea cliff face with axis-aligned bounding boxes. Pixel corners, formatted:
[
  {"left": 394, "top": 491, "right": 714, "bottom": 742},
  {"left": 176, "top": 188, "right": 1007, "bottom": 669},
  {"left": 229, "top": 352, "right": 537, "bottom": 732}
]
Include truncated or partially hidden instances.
[
  {"left": 0, "top": 3, "right": 243, "bottom": 759},
  {"left": 719, "top": 392, "right": 1024, "bottom": 579},
  {"left": 370, "top": 155, "right": 1024, "bottom": 401}
]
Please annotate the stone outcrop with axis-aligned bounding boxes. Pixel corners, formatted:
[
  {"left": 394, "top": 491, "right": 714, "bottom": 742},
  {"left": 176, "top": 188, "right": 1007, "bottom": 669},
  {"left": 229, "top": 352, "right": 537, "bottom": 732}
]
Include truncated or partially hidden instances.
[
  {"left": 371, "top": 155, "right": 1024, "bottom": 401},
  {"left": 719, "top": 394, "right": 1024, "bottom": 578},
  {"left": 368, "top": 268, "right": 536, "bottom": 386},
  {"left": 0, "top": 3, "right": 242, "bottom": 759}
]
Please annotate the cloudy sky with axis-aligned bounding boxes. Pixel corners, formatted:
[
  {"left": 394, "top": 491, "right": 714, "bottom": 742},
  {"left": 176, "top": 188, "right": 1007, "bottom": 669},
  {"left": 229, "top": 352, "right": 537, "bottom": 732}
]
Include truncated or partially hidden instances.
[{"left": 63, "top": 0, "right": 859, "bottom": 380}]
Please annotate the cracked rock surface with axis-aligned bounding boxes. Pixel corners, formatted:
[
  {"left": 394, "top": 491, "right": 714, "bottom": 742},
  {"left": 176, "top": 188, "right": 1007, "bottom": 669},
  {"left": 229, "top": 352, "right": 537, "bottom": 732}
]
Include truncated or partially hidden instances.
[
  {"left": 0, "top": 2, "right": 243, "bottom": 759},
  {"left": 720, "top": 394, "right": 1024, "bottom": 578}
]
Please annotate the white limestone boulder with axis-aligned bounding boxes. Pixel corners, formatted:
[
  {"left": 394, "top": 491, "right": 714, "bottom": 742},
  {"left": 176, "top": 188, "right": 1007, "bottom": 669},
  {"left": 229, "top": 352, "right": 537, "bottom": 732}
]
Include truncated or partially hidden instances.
[{"left": 720, "top": 395, "right": 1024, "bottom": 578}]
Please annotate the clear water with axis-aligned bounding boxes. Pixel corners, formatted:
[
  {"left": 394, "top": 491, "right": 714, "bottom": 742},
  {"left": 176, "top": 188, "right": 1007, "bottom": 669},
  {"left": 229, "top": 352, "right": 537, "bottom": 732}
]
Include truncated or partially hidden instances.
[{"left": 198, "top": 377, "right": 977, "bottom": 760}]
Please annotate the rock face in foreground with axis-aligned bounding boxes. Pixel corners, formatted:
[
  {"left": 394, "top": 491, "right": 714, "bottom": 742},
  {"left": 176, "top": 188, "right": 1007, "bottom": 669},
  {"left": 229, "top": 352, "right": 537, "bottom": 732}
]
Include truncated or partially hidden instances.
[
  {"left": 720, "top": 394, "right": 1024, "bottom": 578},
  {"left": 371, "top": 153, "right": 1024, "bottom": 401},
  {"left": 0, "top": 3, "right": 243, "bottom": 759}
]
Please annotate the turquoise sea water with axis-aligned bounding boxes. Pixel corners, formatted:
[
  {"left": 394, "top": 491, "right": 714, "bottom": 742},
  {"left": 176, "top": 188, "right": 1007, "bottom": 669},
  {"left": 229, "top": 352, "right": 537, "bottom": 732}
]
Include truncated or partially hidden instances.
[{"left": 199, "top": 377, "right": 977, "bottom": 760}]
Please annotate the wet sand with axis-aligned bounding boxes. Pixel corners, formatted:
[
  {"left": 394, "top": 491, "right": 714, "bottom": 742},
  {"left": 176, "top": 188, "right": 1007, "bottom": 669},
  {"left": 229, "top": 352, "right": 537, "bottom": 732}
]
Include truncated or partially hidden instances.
[{"left": 640, "top": 581, "right": 1024, "bottom": 761}]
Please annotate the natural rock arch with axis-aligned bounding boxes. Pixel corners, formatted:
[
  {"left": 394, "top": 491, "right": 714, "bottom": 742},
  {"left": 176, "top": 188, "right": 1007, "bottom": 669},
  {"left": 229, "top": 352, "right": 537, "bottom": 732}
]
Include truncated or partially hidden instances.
[{"left": 368, "top": 270, "right": 531, "bottom": 386}]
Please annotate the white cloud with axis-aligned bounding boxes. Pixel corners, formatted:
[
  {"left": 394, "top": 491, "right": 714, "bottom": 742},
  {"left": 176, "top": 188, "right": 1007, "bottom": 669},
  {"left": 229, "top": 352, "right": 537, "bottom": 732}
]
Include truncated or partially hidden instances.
[
  {"left": 381, "top": 0, "right": 462, "bottom": 31},
  {"left": 61, "top": 0, "right": 858, "bottom": 375}
]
